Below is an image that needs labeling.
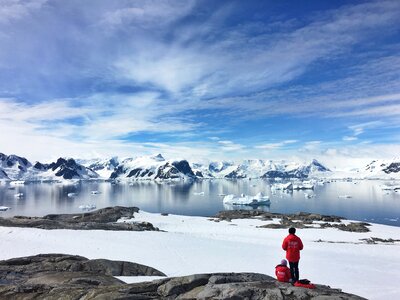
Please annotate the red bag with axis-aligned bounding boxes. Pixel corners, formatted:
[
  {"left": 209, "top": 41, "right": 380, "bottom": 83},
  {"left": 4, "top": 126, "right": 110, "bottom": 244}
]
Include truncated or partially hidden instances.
[{"left": 294, "top": 279, "right": 315, "bottom": 289}]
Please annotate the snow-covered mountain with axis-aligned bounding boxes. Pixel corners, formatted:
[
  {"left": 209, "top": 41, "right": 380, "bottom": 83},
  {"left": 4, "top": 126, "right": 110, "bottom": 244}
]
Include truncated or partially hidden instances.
[
  {"left": 262, "top": 159, "right": 331, "bottom": 179},
  {"left": 0, "top": 153, "right": 32, "bottom": 180},
  {"left": 33, "top": 158, "right": 99, "bottom": 180},
  {"left": 78, "top": 157, "right": 119, "bottom": 179},
  {"left": 2, "top": 151, "right": 399, "bottom": 181},
  {"left": 0, "top": 153, "right": 98, "bottom": 181},
  {"left": 357, "top": 158, "right": 400, "bottom": 179},
  {"left": 191, "top": 159, "right": 330, "bottom": 179},
  {"left": 109, "top": 154, "right": 195, "bottom": 180}
]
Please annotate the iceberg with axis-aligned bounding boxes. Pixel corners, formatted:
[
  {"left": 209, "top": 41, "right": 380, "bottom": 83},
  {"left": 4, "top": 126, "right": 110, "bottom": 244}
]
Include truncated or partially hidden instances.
[
  {"left": 78, "top": 204, "right": 96, "bottom": 211},
  {"left": 223, "top": 192, "right": 270, "bottom": 206},
  {"left": 381, "top": 185, "right": 400, "bottom": 191},
  {"left": 0, "top": 206, "right": 10, "bottom": 211},
  {"left": 271, "top": 182, "right": 292, "bottom": 190},
  {"left": 10, "top": 180, "right": 25, "bottom": 185},
  {"left": 293, "top": 182, "right": 314, "bottom": 190}
]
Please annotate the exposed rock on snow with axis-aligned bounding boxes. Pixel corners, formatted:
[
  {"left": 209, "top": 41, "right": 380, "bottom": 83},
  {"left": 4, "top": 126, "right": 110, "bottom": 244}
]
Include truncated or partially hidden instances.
[
  {"left": 0, "top": 206, "right": 158, "bottom": 231},
  {"left": 262, "top": 159, "right": 330, "bottom": 179},
  {"left": 0, "top": 255, "right": 365, "bottom": 299},
  {"left": 213, "top": 210, "right": 370, "bottom": 232},
  {"left": 109, "top": 154, "right": 196, "bottom": 181},
  {"left": 33, "top": 157, "right": 99, "bottom": 180}
]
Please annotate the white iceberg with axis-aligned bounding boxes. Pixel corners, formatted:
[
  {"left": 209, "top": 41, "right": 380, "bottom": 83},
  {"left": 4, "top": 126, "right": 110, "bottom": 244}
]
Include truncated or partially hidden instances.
[
  {"left": 0, "top": 206, "right": 11, "bottom": 211},
  {"left": 223, "top": 192, "right": 270, "bottom": 206},
  {"left": 193, "top": 192, "right": 204, "bottom": 196},
  {"left": 271, "top": 182, "right": 292, "bottom": 190},
  {"left": 10, "top": 180, "right": 25, "bottom": 185},
  {"left": 14, "top": 193, "right": 24, "bottom": 198},
  {"left": 381, "top": 185, "right": 400, "bottom": 191},
  {"left": 293, "top": 182, "right": 314, "bottom": 190},
  {"left": 78, "top": 204, "right": 96, "bottom": 211},
  {"left": 91, "top": 190, "right": 101, "bottom": 195},
  {"left": 67, "top": 192, "right": 77, "bottom": 197}
]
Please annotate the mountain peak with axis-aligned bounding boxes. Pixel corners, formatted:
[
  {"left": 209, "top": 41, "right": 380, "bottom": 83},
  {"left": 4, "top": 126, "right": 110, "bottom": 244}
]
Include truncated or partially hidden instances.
[{"left": 152, "top": 154, "right": 165, "bottom": 161}]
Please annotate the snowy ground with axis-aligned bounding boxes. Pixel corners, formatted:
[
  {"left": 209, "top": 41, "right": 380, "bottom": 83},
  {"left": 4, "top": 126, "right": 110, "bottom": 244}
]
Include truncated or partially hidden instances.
[{"left": 1, "top": 212, "right": 399, "bottom": 299}]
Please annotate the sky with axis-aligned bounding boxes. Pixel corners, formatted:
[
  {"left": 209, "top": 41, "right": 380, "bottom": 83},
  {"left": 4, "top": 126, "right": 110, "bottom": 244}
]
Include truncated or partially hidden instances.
[{"left": 0, "top": 0, "right": 399, "bottom": 168}]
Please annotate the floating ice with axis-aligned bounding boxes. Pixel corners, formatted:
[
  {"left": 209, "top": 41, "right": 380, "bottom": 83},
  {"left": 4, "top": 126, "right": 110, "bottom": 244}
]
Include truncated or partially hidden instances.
[
  {"left": 78, "top": 204, "right": 96, "bottom": 211},
  {"left": 223, "top": 192, "right": 270, "bottom": 206}
]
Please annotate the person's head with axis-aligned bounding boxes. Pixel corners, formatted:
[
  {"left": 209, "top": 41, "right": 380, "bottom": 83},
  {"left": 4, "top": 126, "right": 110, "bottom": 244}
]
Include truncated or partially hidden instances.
[
  {"left": 289, "top": 227, "right": 296, "bottom": 234},
  {"left": 280, "top": 259, "right": 287, "bottom": 266}
]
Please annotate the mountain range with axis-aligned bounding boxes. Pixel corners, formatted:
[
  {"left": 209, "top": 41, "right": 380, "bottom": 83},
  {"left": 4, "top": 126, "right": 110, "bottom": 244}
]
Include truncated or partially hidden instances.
[{"left": 0, "top": 152, "right": 399, "bottom": 182}]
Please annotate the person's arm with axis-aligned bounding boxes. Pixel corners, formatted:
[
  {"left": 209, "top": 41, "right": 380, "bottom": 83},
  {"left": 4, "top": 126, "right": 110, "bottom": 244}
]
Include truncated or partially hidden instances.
[
  {"left": 282, "top": 237, "right": 288, "bottom": 250},
  {"left": 282, "top": 237, "right": 287, "bottom": 251}
]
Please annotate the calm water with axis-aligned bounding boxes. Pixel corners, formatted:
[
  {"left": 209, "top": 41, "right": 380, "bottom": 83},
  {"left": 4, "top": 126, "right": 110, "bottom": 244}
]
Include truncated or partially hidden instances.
[{"left": 0, "top": 179, "right": 399, "bottom": 227}]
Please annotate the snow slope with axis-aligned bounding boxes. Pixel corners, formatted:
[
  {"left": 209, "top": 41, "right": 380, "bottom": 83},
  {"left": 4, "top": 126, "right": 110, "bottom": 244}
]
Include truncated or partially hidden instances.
[{"left": 0, "top": 212, "right": 398, "bottom": 299}]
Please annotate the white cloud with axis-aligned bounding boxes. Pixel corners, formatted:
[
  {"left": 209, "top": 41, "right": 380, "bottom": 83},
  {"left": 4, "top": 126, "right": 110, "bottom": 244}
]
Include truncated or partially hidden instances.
[
  {"left": 217, "top": 140, "right": 245, "bottom": 152},
  {"left": 0, "top": 0, "right": 47, "bottom": 24},
  {"left": 102, "top": 0, "right": 195, "bottom": 28},
  {"left": 343, "top": 136, "right": 357, "bottom": 141},
  {"left": 255, "top": 140, "right": 297, "bottom": 150}
]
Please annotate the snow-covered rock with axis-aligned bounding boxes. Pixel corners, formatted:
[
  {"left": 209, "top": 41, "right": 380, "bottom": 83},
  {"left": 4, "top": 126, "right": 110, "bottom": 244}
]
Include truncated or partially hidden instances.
[
  {"left": 79, "top": 157, "right": 119, "bottom": 179},
  {"left": 0, "top": 169, "right": 9, "bottom": 180},
  {"left": 360, "top": 158, "right": 400, "bottom": 179},
  {"left": 262, "top": 159, "right": 330, "bottom": 179},
  {"left": 33, "top": 158, "right": 99, "bottom": 180},
  {"left": 110, "top": 154, "right": 195, "bottom": 181},
  {"left": 0, "top": 153, "right": 31, "bottom": 180}
]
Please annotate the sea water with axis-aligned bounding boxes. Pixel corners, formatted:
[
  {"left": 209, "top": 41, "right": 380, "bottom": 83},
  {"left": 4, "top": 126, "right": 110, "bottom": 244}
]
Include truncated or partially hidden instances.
[{"left": 0, "top": 179, "right": 399, "bottom": 227}]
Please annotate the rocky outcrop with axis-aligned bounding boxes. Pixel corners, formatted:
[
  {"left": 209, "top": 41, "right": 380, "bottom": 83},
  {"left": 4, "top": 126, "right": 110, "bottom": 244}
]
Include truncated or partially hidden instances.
[
  {"left": 0, "top": 257, "right": 365, "bottom": 299},
  {"left": 212, "top": 210, "right": 371, "bottom": 232},
  {"left": 0, "top": 206, "right": 158, "bottom": 231}
]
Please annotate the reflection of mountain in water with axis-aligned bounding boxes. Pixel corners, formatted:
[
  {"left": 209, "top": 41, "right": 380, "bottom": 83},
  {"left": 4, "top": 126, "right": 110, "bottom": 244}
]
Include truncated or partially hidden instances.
[{"left": 0, "top": 180, "right": 399, "bottom": 227}]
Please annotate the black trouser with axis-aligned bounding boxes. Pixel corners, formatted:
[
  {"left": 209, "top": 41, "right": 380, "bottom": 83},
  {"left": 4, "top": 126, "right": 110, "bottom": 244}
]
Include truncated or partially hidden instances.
[{"left": 289, "top": 261, "right": 299, "bottom": 282}]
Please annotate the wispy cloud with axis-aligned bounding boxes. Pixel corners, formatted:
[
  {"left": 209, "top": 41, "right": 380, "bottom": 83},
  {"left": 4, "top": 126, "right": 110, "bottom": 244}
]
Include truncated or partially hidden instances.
[
  {"left": 0, "top": 1, "right": 399, "bottom": 162},
  {"left": 217, "top": 140, "right": 245, "bottom": 152},
  {"left": 255, "top": 140, "right": 298, "bottom": 150}
]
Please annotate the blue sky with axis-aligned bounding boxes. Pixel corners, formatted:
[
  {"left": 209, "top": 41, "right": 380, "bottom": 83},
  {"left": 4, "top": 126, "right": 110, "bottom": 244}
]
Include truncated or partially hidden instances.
[{"left": 0, "top": 0, "right": 399, "bottom": 167}]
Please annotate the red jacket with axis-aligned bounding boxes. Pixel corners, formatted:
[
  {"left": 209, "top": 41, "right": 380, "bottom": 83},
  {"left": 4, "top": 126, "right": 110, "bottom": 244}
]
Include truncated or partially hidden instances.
[
  {"left": 275, "top": 264, "right": 291, "bottom": 282},
  {"left": 282, "top": 234, "right": 303, "bottom": 262}
]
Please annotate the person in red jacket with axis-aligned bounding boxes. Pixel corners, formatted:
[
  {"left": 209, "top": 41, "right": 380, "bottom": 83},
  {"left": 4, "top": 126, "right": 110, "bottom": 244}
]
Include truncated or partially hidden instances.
[
  {"left": 282, "top": 227, "right": 303, "bottom": 283},
  {"left": 275, "top": 259, "right": 291, "bottom": 282}
]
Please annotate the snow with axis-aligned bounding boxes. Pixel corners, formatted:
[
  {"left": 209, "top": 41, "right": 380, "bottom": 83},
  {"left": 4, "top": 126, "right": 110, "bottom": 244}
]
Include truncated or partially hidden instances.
[{"left": 0, "top": 212, "right": 399, "bottom": 299}]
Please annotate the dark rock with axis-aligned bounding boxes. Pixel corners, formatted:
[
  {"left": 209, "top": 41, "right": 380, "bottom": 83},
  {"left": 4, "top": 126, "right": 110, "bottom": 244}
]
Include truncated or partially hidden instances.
[
  {"left": 0, "top": 206, "right": 159, "bottom": 231},
  {"left": 225, "top": 170, "right": 246, "bottom": 179},
  {"left": 383, "top": 162, "right": 400, "bottom": 174},
  {"left": 0, "top": 271, "right": 364, "bottom": 300},
  {"left": 213, "top": 210, "right": 370, "bottom": 232},
  {"left": 110, "top": 165, "right": 125, "bottom": 179},
  {"left": 172, "top": 160, "right": 195, "bottom": 177}
]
